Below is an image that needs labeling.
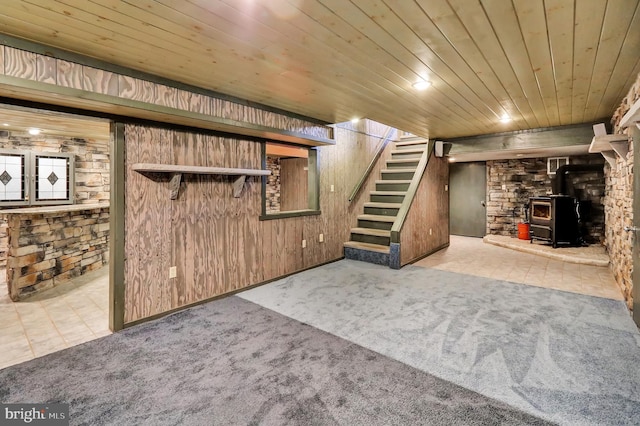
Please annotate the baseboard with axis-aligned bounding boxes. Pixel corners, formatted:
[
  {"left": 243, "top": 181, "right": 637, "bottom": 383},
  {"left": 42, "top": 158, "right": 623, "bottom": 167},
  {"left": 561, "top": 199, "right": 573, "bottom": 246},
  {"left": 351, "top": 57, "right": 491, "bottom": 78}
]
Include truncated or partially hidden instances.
[
  {"left": 402, "top": 242, "right": 450, "bottom": 267},
  {"left": 124, "top": 256, "right": 345, "bottom": 329}
]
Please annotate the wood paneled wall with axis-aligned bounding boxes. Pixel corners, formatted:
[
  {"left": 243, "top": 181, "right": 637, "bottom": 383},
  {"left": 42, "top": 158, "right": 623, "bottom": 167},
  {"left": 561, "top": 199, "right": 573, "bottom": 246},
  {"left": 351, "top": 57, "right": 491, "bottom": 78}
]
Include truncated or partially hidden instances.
[
  {"left": 399, "top": 154, "right": 450, "bottom": 265},
  {"left": 123, "top": 120, "right": 398, "bottom": 323},
  {"left": 280, "top": 158, "right": 309, "bottom": 211},
  {"left": 0, "top": 45, "right": 332, "bottom": 141}
]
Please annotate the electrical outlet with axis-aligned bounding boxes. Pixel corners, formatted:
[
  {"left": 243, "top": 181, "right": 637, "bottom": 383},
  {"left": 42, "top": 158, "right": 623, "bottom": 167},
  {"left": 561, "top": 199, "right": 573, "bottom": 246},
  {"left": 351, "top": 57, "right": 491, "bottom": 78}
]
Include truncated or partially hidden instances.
[
  {"left": 445, "top": 184, "right": 448, "bottom": 191},
  {"left": 169, "top": 266, "right": 177, "bottom": 278},
  {"left": 330, "top": 184, "right": 335, "bottom": 192},
  {"left": 429, "top": 228, "right": 432, "bottom": 236},
  {"left": 319, "top": 233, "right": 324, "bottom": 243},
  {"left": 302, "top": 239, "right": 307, "bottom": 248}
]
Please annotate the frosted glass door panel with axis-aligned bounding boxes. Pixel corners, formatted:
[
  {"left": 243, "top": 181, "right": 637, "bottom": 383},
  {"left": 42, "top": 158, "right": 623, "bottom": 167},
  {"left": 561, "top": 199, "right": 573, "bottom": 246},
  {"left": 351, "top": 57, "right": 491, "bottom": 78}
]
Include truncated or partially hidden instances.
[
  {"left": 0, "top": 154, "right": 25, "bottom": 201},
  {"left": 37, "top": 157, "right": 68, "bottom": 200}
]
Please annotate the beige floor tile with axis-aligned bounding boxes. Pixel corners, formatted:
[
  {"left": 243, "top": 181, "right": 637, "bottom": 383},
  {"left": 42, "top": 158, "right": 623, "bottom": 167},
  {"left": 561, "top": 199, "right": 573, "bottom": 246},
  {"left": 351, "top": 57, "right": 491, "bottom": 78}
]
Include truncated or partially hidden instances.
[
  {"left": 0, "top": 354, "right": 34, "bottom": 370},
  {"left": 414, "top": 236, "right": 624, "bottom": 301},
  {"left": 0, "top": 267, "right": 110, "bottom": 369}
]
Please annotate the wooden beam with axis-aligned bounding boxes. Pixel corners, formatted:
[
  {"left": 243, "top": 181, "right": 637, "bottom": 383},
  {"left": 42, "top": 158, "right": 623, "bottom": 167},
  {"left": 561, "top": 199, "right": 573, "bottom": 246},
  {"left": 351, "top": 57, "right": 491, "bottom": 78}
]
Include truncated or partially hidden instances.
[
  {"left": 447, "top": 123, "right": 598, "bottom": 156},
  {"left": 0, "top": 75, "right": 335, "bottom": 147}
]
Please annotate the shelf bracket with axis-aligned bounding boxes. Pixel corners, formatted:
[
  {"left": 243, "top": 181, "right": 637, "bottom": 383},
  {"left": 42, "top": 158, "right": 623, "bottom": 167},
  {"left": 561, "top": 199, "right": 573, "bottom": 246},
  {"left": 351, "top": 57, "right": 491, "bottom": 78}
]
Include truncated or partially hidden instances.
[
  {"left": 601, "top": 151, "right": 617, "bottom": 167},
  {"left": 233, "top": 175, "right": 247, "bottom": 198},
  {"left": 610, "top": 140, "right": 629, "bottom": 158},
  {"left": 169, "top": 173, "right": 182, "bottom": 200}
]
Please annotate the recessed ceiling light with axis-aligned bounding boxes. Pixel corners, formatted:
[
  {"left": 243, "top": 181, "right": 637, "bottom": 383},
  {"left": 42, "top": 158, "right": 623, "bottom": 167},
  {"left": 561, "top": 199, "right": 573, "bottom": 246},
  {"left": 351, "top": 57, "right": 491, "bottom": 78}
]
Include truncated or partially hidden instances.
[
  {"left": 448, "top": 157, "right": 456, "bottom": 163},
  {"left": 351, "top": 118, "right": 359, "bottom": 124},
  {"left": 516, "top": 153, "right": 524, "bottom": 157},
  {"left": 2, "top": 123, "right": 8, "bottom": 127},
  {"left": 28, "top": 128, "right": 41, "bottom": 135},
  {"left": 500, "top": 114, "right": 511, "bottom": 123},
  {"left": 412, "top": 80, "right": 432, "bottom": 91}
]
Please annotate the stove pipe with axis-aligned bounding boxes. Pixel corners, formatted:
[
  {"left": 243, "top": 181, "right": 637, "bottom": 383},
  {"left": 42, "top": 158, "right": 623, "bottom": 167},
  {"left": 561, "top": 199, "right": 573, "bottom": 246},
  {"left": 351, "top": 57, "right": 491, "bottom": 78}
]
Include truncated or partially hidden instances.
[{"left": 551, "top": 164, "right": 603, "bottom": 197}]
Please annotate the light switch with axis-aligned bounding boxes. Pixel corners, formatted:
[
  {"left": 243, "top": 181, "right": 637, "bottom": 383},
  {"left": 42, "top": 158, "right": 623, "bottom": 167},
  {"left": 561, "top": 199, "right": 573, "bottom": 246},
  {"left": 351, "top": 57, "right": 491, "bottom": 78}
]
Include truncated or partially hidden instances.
[
  {"left": 319, "top": 233, "right": 324, "bottom": 243},
  {"left": 302, "top": 239, "right": 307, "bottom": 248},
  {"left": 169, "top": 266, "right": 177, "bottom": 278}
]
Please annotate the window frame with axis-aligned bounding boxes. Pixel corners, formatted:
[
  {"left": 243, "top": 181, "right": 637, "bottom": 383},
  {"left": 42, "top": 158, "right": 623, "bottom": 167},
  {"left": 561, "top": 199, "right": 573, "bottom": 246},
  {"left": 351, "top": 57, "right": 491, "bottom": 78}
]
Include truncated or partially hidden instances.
[
  {"left": 547, "top": 156, "right": 570, "bottom": 175},
  {"left": 260, "top": 142, "right": 320, "bottom": 221},
  {"left": 31, "top": 152, "right": 75, "bottom": 206},
  {"left": 0, "top": 149, "right": 30, "bottom": 207},
  {"left": 0, "top": 149, "right": 75, "bottom": 207}
]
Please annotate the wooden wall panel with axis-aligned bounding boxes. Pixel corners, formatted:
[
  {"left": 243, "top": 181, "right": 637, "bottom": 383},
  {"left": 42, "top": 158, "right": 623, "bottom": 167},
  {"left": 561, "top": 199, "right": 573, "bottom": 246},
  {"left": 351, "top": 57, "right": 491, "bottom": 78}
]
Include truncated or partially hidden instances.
[
  {"left": 280, "top": 158, "right": 309, "bottom": 211},
  {"left": 123, "top": 120, "right": 411, "bottom": 324},
  {"left": 123, "top": 125, "right": 141, "bottom": 323},
  {"left": 4, "top": 47, "right": 36, "bottom": 80},
  {"left": 118, "top": 75, "right": 158, "bottom": 104},
  {"left": 400, "top": 155, "right": 450, "bottom": 266},
  {"left": 35, "top": 54, "right": 56, "bottom": 84},
  {"left": 82, "top": 66, "right": 118, "bottom": 96},
  {"left": 1, "top": 43, "right": 333, "bottom": 141},
  {"left": 56, "top": 60, "right": 83, "bottom": 89}
]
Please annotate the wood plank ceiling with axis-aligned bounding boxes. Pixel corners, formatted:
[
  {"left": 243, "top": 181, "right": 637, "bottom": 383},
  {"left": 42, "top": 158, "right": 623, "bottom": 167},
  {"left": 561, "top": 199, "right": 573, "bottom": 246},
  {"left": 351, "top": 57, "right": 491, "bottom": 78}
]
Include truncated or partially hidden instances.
[{"left": 0, "top": 0, "right": 639, "bottom": 139}]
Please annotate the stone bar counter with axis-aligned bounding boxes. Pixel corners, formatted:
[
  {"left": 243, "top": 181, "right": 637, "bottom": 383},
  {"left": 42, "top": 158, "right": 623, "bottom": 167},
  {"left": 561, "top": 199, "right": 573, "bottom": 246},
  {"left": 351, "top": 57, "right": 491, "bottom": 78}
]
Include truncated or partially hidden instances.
[{"left": 1, "top": 203, "right": 109, "bottom": 301}]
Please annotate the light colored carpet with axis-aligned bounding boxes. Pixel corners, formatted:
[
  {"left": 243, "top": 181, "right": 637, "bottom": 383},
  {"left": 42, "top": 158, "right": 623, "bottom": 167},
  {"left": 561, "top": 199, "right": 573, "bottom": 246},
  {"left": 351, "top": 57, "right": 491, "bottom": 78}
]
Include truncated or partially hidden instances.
[{"left": 239, "top": 259, "right": 640, "bottom": 425}]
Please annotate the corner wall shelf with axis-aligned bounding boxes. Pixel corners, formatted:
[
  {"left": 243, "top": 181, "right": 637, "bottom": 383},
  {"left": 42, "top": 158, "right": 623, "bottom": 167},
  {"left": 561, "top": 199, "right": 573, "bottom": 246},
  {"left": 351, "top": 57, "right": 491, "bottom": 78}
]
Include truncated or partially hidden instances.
[
  {"left": 588, "top": 134, "right": 629, "bottom": 166},
  {"left": 620, "top": 97, "right": 640, "bottom": 129},
  {"left": 131, "top": 163, "right": 271, "bottom": 199}
]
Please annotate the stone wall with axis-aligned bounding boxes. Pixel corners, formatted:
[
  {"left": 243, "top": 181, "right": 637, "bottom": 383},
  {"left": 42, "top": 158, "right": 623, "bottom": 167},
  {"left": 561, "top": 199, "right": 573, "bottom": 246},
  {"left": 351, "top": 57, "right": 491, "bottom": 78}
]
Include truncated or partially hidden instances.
[
  {"left": 486, "top": 155, "right": 605, "bottom": 242},
  {"left": 265, "top": 156, "right": 281, "bottom": 214},
  {"left": 0, "top": 131, "right": 109, "bottom": 268},
  {"left": 0, "top": 131, "right": 110, "bottom": 204},
  {"left": 606, "top": 73, "right": 640, "bottom": 310},
  {"left": 6, "top": 205, "right": 109, "bottom": 300}
]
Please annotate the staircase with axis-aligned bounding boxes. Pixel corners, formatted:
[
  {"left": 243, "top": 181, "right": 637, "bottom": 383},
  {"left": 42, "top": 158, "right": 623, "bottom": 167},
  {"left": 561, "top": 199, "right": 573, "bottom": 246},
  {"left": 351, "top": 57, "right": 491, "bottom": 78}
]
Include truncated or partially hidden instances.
[{"left": 344, "top": 137, "right": 429, "bottom": 266}]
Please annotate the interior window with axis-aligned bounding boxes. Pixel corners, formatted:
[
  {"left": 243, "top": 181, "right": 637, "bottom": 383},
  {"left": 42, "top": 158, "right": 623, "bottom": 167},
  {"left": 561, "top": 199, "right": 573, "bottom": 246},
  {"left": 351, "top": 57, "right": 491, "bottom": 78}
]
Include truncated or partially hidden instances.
[{"left": 262, "top": 142, "right": 319, "bottom": 219}]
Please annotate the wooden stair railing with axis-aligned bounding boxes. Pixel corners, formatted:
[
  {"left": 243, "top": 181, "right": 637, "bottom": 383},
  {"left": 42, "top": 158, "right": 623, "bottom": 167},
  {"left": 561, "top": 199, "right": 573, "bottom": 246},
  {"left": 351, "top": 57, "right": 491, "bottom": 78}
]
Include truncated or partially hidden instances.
[{"left": 348, "top": 127, "right": 396, "bottom": 203}]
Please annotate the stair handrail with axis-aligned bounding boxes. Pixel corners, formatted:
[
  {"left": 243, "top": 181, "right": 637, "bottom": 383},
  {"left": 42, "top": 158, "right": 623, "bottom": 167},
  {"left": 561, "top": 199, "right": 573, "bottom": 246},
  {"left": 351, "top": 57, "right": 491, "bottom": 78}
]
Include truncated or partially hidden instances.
[
  {"left": 390, "top": 139, "right": 434, "bottom": 243},
  {"left": 348, "top": 126, "right": 396, "bottom": 203}
]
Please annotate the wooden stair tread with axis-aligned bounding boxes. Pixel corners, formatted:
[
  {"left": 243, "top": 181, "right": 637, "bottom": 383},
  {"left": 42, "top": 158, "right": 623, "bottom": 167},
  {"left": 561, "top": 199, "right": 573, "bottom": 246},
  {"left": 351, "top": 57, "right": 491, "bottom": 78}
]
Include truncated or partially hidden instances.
[
  {"left": 395, "top": 140, "right": 428, "bottom": 147},
  {"left": 357, "top": 214, "right": 397, "bottom": 222},
  {"left": 386, "top": 158, "right": 419, "bottom": 163},
  {"left": 370, "top": 191, "right": 407, "bottom": 196},
  {"left": 375, "top": 179, "right": 412, "bottom": 184},
  {"left": 344, "top": 241, "right": 390, "bottom": 254},
  {"left": 381, "top": 168, "right": 417, "bottom": 173},
  {"left": 350, "top": 227, "right": 391, "bottom": 237},
  {"left": 391, "top": 148, "right": 425, "bottom": 154},
  {"left": 363, "top": 202, "right": 402, "bottom": 209}
]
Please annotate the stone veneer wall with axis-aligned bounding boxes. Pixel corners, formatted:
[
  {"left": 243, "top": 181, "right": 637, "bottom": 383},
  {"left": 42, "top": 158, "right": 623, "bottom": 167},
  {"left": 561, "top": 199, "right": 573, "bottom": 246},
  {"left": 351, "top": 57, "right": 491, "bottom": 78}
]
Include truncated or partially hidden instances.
[
  {"left": 6, "top": 205, "right": 109, "bottom": 301},
  {"left": 486, "top": 155, "right": 605, "bottom": 242},
  {"left": 265, "top": 156, "right": 281, "bottom": 214},
  {"left": 0, "top": 131, "right": 110, "bottom": 267},
  {"left": 607, "top": 74, "right": 640, "bottom": 310},
  {"left": 0, "top": 131, "right": 110, "bottom": 203}
]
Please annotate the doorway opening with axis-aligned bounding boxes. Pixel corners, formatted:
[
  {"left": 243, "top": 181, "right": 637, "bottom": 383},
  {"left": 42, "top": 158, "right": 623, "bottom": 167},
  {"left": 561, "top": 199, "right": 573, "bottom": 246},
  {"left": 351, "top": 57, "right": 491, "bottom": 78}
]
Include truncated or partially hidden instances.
[{"left": 0, "top": 104, "right": 112, "bottom": 368}]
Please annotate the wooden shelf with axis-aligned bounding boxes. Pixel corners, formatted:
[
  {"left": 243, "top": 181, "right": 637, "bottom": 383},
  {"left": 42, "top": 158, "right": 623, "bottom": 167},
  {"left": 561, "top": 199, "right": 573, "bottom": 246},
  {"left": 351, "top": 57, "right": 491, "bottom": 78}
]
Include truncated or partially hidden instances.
[
  {"left": 589, "top": 134, "right": 629, "bottom": 166},
  {"left": 620, "top": 97, "right": 640, "bottom": 129},
  {"left": 131, "top": 163, "right": 271, "bottom": 176},
  {"left": 132, "top": 163, "right": 270, "bottom": 199}
]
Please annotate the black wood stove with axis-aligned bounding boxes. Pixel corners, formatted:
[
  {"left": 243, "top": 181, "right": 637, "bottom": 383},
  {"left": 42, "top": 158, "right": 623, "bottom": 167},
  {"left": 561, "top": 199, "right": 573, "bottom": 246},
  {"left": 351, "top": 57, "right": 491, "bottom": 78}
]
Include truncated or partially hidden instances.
[{"left": 529, "top": 195, "right": 580, "bottom": 248}]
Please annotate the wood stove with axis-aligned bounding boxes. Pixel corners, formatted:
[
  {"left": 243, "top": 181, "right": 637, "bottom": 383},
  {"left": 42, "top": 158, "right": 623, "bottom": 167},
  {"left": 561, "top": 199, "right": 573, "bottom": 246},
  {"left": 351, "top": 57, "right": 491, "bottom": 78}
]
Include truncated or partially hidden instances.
[{"left": 529, "top": 195, "right": 580, "bottom": 248}]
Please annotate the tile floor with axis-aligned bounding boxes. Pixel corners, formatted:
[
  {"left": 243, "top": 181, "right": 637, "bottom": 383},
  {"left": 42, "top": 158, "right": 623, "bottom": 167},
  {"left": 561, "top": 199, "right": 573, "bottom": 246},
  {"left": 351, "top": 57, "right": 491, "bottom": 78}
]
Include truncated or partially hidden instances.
[
  {"left": 414, "top": 235, "right": 624, "bottom": 300},
  {"left": 0, "top": 267, "right": 110, "bottom": 369}
]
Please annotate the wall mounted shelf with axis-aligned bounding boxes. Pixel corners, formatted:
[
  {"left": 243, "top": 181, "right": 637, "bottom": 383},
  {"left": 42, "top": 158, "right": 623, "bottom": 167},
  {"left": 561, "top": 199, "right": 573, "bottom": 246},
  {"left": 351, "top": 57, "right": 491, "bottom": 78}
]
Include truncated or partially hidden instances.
[
  {"left": 620, "top": 97, "right": 640, "bottom": 129},
  {"left": 589, "top": 134, "right": 629, "bottom": 166},
  {"left": 131, "top": 163, "right": 271, "bottom": 199}
]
